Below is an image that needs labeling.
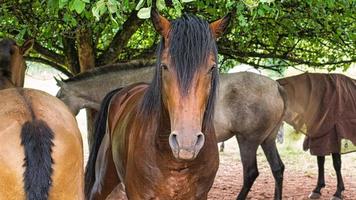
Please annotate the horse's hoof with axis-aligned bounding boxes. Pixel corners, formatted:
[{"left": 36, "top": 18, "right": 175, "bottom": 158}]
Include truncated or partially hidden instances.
[
  {"left": 330, "top": 195, "right": 342, "bottom": 200},
  {"left": 308, "top": 192, "right": 321, "bottom": 199}
]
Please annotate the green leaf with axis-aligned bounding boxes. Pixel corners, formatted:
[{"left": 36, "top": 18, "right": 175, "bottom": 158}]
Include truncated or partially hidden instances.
[
  {"left": 48, "top": 0, "right": 59, "bottom": 13},
  {"left": 243, "top": 0, "right": 259, "bottom": 8},
  {"left": 107, "top": 0, "right": 118, "bottom": 13},
  {"left": 156, "top": 0, "right": 166, "bottom": 10},
  {"left": 136, "top": 0, "right": 145, "bottom": 10},
  {"left": 69, "top": 0, "right": 86, "bottom": 14},
  {"left": 182, "top": 0, "right": 195, "bottom": 2},
  {"left": 137, "top": 7, "right": 151, "bottom": 19},
  {"left": 59, "top": 0, "right": 68, "bottom": 8}
]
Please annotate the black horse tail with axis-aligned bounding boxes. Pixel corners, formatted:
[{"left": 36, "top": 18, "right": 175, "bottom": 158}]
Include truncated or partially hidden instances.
[
  {"left": 21, "top": 119, "right": 54, "bottom": 200},
  {"left": 85, "top": 87, "right": 122, "bottom": 198}
]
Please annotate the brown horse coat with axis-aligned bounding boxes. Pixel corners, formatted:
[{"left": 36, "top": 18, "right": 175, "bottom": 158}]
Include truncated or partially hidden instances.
[
  {"left": 278, "top": 73, "right": 356, "bottom": 155},
  {"left": 89, "top": 83, "right": 219, "bottom": 199},
  {"left": 0, "top": 88, "right": 84, "bottom": 199}
]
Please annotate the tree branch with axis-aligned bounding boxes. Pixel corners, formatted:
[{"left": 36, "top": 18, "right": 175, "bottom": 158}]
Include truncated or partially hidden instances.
[
  {"left": 218, "top": 42, "right": 355, "bottom": 67},
  {"left": 25, "top": 56, "right": 73, "bottom": 77},
  {"left": 32, "top": 41, "right": 65, "bottom": 65},
  {"left": 96, "top": 10, "right": 144, "bottom": 66}
]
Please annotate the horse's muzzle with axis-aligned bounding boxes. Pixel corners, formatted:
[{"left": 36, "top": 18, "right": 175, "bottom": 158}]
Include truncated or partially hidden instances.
[{"left": 168, "top": 131, "right": 205, "bottom": 161}]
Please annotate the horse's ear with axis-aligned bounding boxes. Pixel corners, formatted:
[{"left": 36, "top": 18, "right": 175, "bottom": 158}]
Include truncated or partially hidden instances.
[
  {"left": 54, "top": 76, "right": 64, "bottom": 87},
  {"left": 151, "top": 9, "right": 170, "bottom": 39},
  {"left": 209, "top": 13, "right": 232, "bottom": 39},
  {"left": 21, "top": 39, "right": 34, "bottom": 55}
]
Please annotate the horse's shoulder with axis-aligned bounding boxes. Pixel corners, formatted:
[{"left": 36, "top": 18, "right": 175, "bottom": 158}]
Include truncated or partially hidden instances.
[{"left": 108, "top": 83, "right": 149, "bottom": 130}]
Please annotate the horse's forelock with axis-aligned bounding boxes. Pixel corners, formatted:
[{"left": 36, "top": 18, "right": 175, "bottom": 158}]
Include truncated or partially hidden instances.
[
  {"left": 140, "top": 14, "right": 219, "bottom": 132},
  {"left": 168, "top": 14, "right": 217, "bottom": 94}
]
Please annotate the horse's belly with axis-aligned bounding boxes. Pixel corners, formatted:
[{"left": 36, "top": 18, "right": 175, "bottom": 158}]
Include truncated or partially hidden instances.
[{"left": 214, "top": 108, "right": 234, "bottom": 142}]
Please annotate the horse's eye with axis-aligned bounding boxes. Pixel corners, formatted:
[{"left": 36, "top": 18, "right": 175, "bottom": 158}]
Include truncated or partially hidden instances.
[
  {"left": 161, "top": 64, "right": 168, "bottom": 70},
  {"left": 209, "top": 64, "right": 216, "bottom": 73}
]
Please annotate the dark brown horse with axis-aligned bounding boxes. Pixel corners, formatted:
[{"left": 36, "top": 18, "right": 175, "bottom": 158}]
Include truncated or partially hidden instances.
[
  {"left": 0, "top": 38, "right": 84, "bottom": 199},
  {"left": 84, "top": 11, "right": 230, "bottom": 199},
  {"left": 278, "top": 73, "right": 356, "bottom": 200},
  {"left": 0, "top": 38, "right": 31, "bottom": 89}
]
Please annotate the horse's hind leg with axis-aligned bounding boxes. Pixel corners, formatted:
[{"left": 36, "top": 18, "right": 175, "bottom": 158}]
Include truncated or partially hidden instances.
[
  {"left": 236, "top": 136, "right": 259, "bottom": 200},
  {"left": 331, "top": 153, "right": 344, "bottom": 200},
  {"left": 309, "top": 156, "right": 326, "bottom": 199},
  {"left": 219, "top": 142, "right": 225, "bottom": 152},
  {"left": 261, "top": 138, "right": 284, "bottom": 200}
]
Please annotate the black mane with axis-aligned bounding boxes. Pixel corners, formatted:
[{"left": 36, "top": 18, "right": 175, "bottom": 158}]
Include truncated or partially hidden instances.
[
  {"left": 140, "top": 14, "right": 219, "bottom": 132},
  {"left": 64, "top": 61, "right": 155, "bottom": 83}
]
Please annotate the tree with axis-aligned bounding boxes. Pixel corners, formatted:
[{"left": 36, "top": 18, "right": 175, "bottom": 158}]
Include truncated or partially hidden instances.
[{"left": 0, "top": 0, "right": 355, "bottom": 76}]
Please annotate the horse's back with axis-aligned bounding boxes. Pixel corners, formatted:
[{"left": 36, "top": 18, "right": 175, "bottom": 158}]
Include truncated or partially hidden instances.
[
  {"left": 0, "top": 88, "right": 84, "bottom": 200},
  {"left": 216, "top": 72, "right": 285, "bottom": 142}
]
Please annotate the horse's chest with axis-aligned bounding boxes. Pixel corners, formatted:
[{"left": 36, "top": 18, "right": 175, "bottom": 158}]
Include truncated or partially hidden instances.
[
  {"left": 154, "top": 171, "right": 199, "bottom": 200},
  {"left": 128, "top": 170, "right": 201, "bottom": 200}
]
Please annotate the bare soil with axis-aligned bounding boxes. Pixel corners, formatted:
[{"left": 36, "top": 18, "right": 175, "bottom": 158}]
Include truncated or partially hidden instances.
[{"left": 208, "top": 140, "right": 356, "bottom": 200}]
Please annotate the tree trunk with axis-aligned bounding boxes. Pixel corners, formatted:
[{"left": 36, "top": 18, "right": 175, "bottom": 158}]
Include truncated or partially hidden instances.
[
  {"left": 76, "top": 28, "right": 96, "bottom": 151},
  {"left": 77, "top": 28, "right": 95, "bottom": 71},
  {"left": 63, "top": 36, "right": 80, "bottom": 75}
]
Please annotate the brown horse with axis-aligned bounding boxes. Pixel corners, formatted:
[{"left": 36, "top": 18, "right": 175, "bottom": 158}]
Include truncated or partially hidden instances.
[
  {"left": 0, "top": 38, "right": 31, "bottom": 89},
  {"left": 278, "top": 73, "right": 356, "bottom": 200},
  {"left": 84, "top": 11, "right": 231, "bottom": 199},
  {"left": 0, "top": 38, "right": 84, "bottom": 199}
]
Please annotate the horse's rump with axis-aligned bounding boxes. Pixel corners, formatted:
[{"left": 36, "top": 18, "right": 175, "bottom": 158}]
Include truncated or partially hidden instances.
[
  {"left": 0, "top": 88, "right": 84, "bottom": 199},
  {"left": 279, "top": 73, "right": 356, "bottom": 155}
]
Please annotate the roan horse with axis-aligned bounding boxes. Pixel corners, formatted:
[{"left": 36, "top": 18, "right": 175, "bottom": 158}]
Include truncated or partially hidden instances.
[
  {"left": 58, "top": 58, "right": 287, "bottom": 198},
  {"left": 278, "top": 73, "right": 356, "bottom": 200},
  {"left": 84, "top": 11, "right": 231, "bottom": 199},
  {"left": 0, "top": 38, "right": 84, "bottom": 199}
]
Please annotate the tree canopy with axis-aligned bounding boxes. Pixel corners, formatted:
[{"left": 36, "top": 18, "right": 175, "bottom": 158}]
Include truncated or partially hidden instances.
[{"left": 1, "top": 0, "right": 355, "bottom": 76}]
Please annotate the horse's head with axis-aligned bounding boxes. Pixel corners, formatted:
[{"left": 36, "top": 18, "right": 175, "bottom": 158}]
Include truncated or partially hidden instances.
[
  {"left": 151, "top": 11, "right": 230, "bottom": 161},
  {"left": 0, "top": 38, "right": 33, "bottom": 88}
]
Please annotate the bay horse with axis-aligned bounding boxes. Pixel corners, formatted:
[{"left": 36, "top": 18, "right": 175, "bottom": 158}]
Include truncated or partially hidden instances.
[
  {"left": 278, "top": 73, "right": 356, "bottom": 200},
  {"left": 57, "top": 64, "right": 287, "bottom": 199},
  {"left": 84, "top": 11, "right": 231, "bottom": 199},
  {"left": 0, "top": 38, "right": 84, "bottom": 199}
]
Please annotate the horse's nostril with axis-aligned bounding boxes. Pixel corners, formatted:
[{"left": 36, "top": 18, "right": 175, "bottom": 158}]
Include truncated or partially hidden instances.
[
  {"left": 168, "top": 132, "right": 179, "bottom": 150},
  {"left": 196, "top": 132, "right": 205, "bottom": 148}
]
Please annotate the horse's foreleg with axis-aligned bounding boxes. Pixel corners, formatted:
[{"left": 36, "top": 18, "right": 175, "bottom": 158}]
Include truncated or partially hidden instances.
[
  {"left": 331, "top": 153, "right": 344, "bottom": 200},
  {"left": 261, "top": 139, "right": 284, "bottom": 200},
  {"left": 309, "top": 156, "right": 326, "bottom": 199},
  {"left": 236, "top": 137, "right": 259, "bottom": 200}
]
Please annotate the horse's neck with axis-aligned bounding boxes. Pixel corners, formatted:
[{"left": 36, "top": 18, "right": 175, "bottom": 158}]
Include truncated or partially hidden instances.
[{"left": 66, "top": 67, "right": 155, "bottom": 103}]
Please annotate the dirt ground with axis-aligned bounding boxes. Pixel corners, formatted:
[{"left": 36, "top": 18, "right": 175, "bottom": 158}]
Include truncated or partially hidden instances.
[{"left": 208, "top": 140, "right": 356, "bottom": 200}]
